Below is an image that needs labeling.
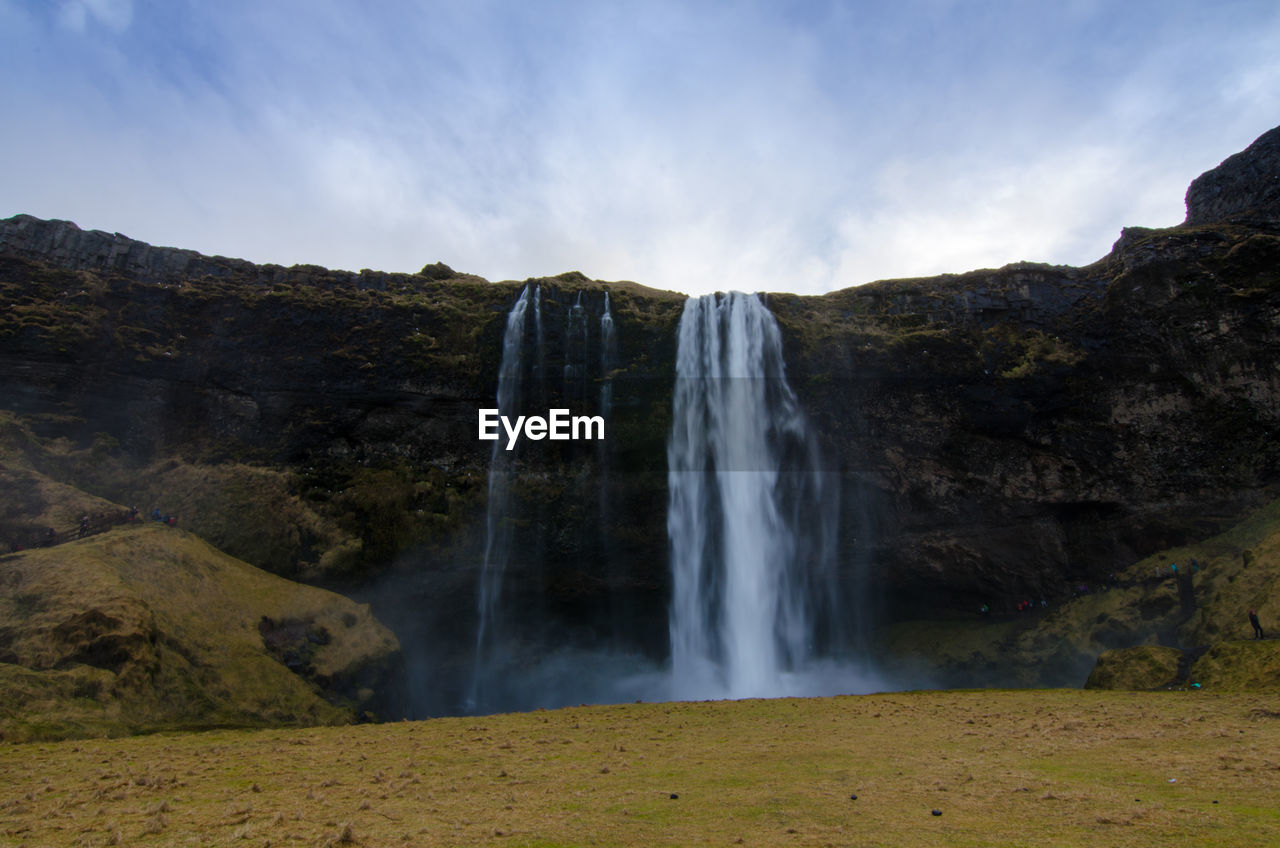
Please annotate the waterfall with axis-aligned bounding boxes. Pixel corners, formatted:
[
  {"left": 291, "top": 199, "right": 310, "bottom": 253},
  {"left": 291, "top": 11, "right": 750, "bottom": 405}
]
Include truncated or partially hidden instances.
[
  {"left": 563, "top": 291, "right": 588, "bottom": 405},
  {"left": 598, "top": 292, "right": 620, "bottom": 642},
  {"left": 470, "top": 284, "right": 535, "bottom": 710},
  {"left": 533, "top": 284, "right": 547, "bottom": 407},
  {"left": 599, "top": 292, "right": 616, "bottom": 417},
  {"left": 667, "top": 291, "right": 845, "bottom": 700}
]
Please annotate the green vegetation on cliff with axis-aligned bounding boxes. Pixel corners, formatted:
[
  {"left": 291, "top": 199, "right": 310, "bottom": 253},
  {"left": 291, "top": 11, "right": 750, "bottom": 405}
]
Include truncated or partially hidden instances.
[{"left": 886, "top": 495, "right": 1280, "bottom": 691}]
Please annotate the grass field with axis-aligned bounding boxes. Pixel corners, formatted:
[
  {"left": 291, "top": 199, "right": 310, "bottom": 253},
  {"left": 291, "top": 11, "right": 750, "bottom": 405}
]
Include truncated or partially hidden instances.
[{"left": 2, "top": 689, "right": 1278, "bottom": 847}]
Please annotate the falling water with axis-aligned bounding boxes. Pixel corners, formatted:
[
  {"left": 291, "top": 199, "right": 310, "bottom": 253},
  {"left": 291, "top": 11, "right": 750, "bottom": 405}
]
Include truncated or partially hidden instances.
[
  {"left": 471, "top": 284, "right": 534, "bottom": 709},
  {"left": 599, "top": 292, "right": 616, "bottom": 416},
  {"left": 533, "top": 284, "right": 547, "bottom": 407},
  {"left": 597, "top": 291, "right": 621, "bottom": 642},
  {"left": 563, "top": 291, "right": 588, "bottom": 405},
  {"left": 667, "top": 291, "right": 848, "bottom": 700}
]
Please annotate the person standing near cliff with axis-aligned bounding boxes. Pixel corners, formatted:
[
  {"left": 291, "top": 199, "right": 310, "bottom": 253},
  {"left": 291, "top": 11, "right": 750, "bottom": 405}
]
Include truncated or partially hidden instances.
[{"left": 1248, "top": 609, "right": 1264, "bottom": 639}]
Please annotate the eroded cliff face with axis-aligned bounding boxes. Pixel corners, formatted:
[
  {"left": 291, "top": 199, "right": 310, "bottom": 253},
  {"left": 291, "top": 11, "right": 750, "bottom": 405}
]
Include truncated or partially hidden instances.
[
  {"left": 2, "top": 126, "right": 1278, "bottom": 698},
  {"left": 772, "top": 217, "right": 1280, "bottom": 618}
]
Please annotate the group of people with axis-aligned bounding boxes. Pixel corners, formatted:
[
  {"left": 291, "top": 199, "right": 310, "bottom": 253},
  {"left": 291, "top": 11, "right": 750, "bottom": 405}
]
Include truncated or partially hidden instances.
[
  {"left": 124, "top": 505, "right": 177, "bottom": 525},
  {"left": 150, "top": 507, "right": 178, "bottom": 525},
  {"left": 5, "top": 504, "right": 177, "bottom": 554}
]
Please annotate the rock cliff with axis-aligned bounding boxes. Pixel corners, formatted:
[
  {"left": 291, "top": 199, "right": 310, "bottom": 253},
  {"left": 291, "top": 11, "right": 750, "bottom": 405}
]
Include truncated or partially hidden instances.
[
  {"left": 1, "top": 125, "right": 1278, "bottom": 709},
  {"left": 774, "top": 213, "right": 1280, "bottom": 618},
  {"left": 1185, "top": 124, "right": 1280, "bottom": 226}
]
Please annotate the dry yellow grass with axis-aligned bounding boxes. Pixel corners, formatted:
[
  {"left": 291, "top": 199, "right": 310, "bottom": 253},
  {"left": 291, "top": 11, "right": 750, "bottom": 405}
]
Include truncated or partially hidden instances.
[{"left": 2, "top": 689, "right": 1277, "bottom": 847}]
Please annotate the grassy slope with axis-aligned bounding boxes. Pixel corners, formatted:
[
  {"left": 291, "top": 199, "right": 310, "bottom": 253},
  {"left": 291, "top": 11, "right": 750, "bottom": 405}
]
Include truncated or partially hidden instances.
[
  {"left": 0, "top": 523, "right": 399, "bottom": 741},
  {"left": 883, "top": 496, "right": 1280, "bottom": 690},
  {"left": 0, "top": 690, "right": 1277, "bottom": 847},
  {"left": 0, "top": 409, "right": 366, "bottom": 580},
  {"left": 2, "top": 412, "right": 405, "bottom": 739}
]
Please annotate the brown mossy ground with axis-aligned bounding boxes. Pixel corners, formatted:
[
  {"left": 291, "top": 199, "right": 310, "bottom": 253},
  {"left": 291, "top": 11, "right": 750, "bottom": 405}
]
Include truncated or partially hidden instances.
[
  {"left": 0, "top": 522, "right": 399, "bottom": 742},
  {"left": 1086, "top": 646, "right": 1184, "bottom": 690},
  {"left": 1, "top": 690, "right": 1277, "bottom": 847},
  {"left": 1192, "top": 641, "right": 1280, "bottom": 691}
]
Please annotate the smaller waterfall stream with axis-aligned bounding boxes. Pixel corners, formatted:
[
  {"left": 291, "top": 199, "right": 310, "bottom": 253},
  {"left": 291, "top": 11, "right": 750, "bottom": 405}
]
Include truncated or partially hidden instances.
[
  {"left": 470, "top": 284, "right": 535, "bottom": 709},
  {"left": 564, "top": 292, "right": 588, "bottom": 405},
  {"left": 599, "top": 292, "right": 616, "bottom": 416}
]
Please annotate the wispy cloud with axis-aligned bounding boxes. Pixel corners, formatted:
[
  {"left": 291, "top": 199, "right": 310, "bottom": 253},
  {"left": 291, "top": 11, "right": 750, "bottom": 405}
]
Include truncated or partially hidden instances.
[
  {"left": 56, "top": 0, "right": 131, "bottom": 33},
  {"left": 2, "top": 0, "right": 1278, "bottom": 295}
]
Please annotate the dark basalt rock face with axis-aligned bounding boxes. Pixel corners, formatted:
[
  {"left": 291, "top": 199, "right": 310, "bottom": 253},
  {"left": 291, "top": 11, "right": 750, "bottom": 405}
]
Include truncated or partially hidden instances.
[
  {"left": 1, "top": 125, "right": 1278, "bottom": 698},
  {"left": 1185, "top": 125, "right": 1280, "bottom": 226},
  {"left": 773, "top": 222, "right": 1280, "bottom": 620}
]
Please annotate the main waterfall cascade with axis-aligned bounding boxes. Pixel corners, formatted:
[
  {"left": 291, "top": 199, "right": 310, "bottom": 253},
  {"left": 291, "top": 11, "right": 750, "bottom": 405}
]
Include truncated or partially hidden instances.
[
  {"left": 449, "top": 286, "right": 876, "bottom": 717},
  {"left": 667, "top": 291, "right": 861, "bottom": 700}
]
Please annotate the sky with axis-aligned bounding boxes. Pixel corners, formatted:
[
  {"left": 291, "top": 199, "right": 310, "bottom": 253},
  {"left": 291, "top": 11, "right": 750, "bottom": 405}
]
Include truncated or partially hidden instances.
[{"left": 2, "top": 1, "right": 1278, "bottom": 297}]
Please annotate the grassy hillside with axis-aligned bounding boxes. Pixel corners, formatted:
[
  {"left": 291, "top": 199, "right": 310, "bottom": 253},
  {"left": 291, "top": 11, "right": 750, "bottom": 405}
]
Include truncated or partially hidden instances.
[
  {"left": 883, "top": 496, "right": 1280, "bottom": 690},
  {"left": 0, "top": 522, "right": 400, "bottom": 741},
  {"left": 0, "top": 690, "right": 1276, "bottom": 847}
]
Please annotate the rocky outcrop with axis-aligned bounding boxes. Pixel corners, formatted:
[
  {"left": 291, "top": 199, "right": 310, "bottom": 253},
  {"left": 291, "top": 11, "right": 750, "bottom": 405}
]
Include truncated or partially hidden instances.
[
  {"left": 1085, "top": 646, "right": 1184, "bottom": 690},
  {"left": 1185, "top": 125, "right": 1280, "bottom": 226},
  {"left": 0, "top": 519, "right": 401, "bottom": 741},
  {"left": 0, "top": 214, "right": 258, "bottom": 285},
  {"left": 1189, "top": 641, "right": 1280, "bottom": 690},
  {"left": 0, "top": 214, "right": 474, "bottom": 291}
]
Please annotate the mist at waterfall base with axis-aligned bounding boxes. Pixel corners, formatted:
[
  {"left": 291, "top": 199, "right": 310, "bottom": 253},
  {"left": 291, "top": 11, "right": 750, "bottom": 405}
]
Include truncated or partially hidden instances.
[{"left": 369, "top": 288, "right": 888, "bottom": 719}]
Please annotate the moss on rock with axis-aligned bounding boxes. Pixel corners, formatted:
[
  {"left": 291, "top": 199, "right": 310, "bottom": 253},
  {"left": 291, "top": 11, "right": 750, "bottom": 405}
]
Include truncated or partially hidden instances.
[
  {"left": 1084, "top": 645, "right": 1184, "bottom": 690},
  {"left": 0, "top": 523, "right": 400, "bottom": 741},
  {"left": 1190, "top": 640, "right": 1280, "bottom": 691}
]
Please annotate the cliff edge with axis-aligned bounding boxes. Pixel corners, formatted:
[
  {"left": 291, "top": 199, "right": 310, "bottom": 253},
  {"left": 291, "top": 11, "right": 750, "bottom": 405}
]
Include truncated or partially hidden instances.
[{"left": 1186, "top": 125, "right": 1280, "bottom": 226}]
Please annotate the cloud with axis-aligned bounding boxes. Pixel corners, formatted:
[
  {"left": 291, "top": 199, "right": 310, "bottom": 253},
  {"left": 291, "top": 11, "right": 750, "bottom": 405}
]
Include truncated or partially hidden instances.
[
  {"left": 57, "top": 0, "right": 131, "bottom": 33},
  {"left": 829, "top": 144, "right": 1148, "bottom": 286},
  {"left": 4, "top": 1, "right": 1280, "bottom": 296}
]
